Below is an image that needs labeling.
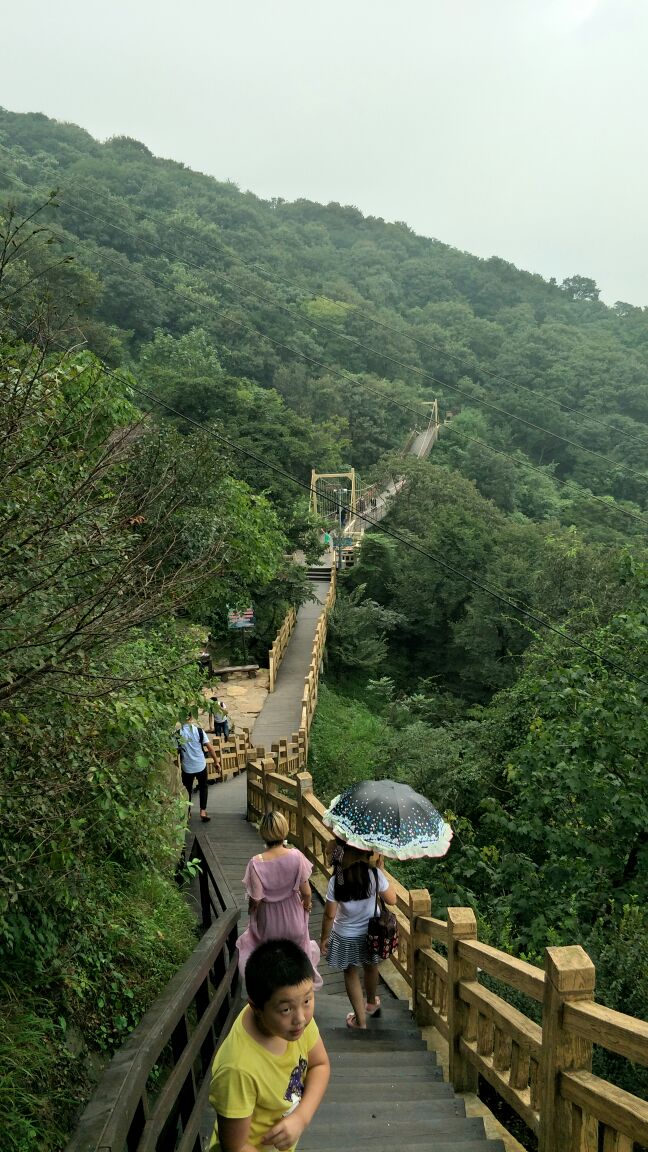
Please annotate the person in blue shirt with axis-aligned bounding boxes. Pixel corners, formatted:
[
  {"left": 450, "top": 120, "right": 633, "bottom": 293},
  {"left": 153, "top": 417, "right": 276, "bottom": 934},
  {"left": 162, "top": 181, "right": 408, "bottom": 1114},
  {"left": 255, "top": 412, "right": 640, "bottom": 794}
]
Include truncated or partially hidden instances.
[{"left": 176, "top": 714, "right": 220, "bottom": 822}]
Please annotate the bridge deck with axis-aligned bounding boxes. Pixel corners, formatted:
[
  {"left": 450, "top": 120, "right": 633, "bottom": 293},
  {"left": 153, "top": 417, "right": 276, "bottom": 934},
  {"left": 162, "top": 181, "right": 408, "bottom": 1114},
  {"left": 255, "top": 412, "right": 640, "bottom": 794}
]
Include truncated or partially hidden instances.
[
  {"left": 192, "top": 780, "right": 503, "bottom": 1152},
  {"left": 251, "top": 579, "right": 329, "bottom": 752},
  {"left": 189, "top": 536, "right": 503, "bottom": 1151}
]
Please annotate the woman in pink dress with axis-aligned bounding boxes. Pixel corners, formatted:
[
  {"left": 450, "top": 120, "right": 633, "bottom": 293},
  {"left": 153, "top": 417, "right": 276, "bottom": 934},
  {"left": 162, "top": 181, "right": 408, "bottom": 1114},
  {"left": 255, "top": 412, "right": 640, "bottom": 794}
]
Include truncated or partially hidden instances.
[{"left": 236, "top": 811, "right": 323, "bottom": 988}]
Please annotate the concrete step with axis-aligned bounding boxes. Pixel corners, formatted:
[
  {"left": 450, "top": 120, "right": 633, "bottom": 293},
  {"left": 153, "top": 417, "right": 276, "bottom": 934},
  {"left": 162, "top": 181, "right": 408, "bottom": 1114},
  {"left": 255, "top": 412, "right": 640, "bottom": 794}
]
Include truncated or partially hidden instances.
[
  {"left": 301, "top": 1115, "right": 489, "bottom": 1148},
  {"left": 315, "top": 1098, "right": 466, "bottom": 1121},
  {"left": 324, "top": 1030, "right": 426, "bottom": 1051},
  {"left": 331, "top": 1065, "right": 444, "bottom": 1084},
  {"left": 328, "top": 1050, "right": 438, "bottom": 1069},
  {"left": 304, "top": 1140, "right": 503, "bottom": 1152},
  {"left": 328, "top": 1080, "right": 454, "bottom": 1101}
]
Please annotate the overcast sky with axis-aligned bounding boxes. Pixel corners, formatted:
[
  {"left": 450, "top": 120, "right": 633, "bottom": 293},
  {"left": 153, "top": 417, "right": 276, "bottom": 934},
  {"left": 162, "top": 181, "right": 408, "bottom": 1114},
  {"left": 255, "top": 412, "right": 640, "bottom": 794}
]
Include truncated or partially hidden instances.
[{"left": 3, "top": 0, "right": 646, "bottom": 305}]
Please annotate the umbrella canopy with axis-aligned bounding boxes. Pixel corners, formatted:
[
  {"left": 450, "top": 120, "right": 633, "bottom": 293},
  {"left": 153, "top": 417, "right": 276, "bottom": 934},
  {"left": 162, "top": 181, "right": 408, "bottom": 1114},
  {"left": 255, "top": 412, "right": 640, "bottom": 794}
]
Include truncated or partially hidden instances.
[{"left": 322, "top": 779, "right": 452, "bottom": 861}]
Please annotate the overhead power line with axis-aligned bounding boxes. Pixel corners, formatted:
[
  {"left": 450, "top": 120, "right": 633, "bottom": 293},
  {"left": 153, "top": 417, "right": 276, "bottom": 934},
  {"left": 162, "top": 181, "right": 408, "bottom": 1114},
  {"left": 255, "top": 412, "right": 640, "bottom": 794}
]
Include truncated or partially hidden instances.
[
  {"left": 1, "top": 170, "right": 646, "bottom": 683},
  {"left": 1, "top": 168, "right": 647, "bottom": 530},
  {"left": 101, "top": 364, "right": 648, "bottom": 690},
  {"left": 47, "top": 189, "right": 648, "bottom": 489},
  {"left": 2, "top": 143, "right": 648, "bottom": 465}
]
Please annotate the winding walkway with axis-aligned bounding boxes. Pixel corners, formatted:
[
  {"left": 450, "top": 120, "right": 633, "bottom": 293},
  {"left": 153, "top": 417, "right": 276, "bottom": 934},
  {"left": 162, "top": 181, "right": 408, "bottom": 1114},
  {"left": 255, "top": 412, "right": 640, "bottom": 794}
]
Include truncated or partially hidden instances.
[
  {"left": 188, "top": 572, "right": 505, "bottom": 1152},
  {"left": 251, "top": 578, "right": 330, "bottom": 752}
]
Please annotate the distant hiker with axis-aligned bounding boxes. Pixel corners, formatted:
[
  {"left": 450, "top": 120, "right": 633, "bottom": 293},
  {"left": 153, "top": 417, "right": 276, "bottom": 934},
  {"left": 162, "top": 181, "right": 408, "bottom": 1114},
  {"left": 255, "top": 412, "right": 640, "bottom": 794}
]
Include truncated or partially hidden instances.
[
  {"left": 212, "top": 697, "right": 230, "bottom": 738},
  {"left": 176, "top": 714, "right": 220, "bottom": 823}
]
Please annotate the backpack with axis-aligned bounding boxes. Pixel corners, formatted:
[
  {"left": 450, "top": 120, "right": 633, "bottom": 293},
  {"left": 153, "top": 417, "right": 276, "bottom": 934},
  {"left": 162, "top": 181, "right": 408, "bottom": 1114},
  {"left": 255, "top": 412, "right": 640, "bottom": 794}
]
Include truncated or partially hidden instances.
[{"left": 176, "top": 724, "right": 206, "bottom": 766}]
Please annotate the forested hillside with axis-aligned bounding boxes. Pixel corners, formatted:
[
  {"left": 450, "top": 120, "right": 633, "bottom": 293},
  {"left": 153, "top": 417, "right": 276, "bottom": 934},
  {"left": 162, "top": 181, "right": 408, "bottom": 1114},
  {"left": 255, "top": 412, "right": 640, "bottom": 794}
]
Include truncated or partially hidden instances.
[{"left": 1, "top": 107, "right": 648, "bottom": 1147}]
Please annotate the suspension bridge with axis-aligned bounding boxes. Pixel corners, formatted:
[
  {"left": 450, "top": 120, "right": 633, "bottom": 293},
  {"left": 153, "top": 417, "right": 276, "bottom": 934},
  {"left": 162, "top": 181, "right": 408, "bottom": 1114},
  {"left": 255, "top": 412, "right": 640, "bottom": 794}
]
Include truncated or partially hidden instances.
[{"left": 65, "top": 415, "right": 648, "bottom": 1152}]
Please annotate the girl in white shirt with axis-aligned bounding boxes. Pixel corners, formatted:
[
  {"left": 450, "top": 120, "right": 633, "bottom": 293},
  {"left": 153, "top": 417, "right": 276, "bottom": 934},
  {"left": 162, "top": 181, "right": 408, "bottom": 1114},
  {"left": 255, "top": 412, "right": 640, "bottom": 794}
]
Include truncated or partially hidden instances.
[{"left": 319, "top": 838, "right": 397, "bottom": 1029}]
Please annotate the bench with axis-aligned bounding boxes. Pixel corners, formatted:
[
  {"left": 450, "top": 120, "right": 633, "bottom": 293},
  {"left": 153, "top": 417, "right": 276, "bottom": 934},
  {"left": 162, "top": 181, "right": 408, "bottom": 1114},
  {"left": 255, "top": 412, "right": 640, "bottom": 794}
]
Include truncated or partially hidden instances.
[{"left": 212, "top": 663, "right": 259, "bottom": 681}]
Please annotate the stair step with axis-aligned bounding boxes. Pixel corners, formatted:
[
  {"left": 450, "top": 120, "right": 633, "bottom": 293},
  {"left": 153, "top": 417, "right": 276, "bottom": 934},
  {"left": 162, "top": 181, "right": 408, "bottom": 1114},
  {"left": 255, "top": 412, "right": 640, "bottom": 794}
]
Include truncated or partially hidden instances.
[
  {"left": 303, "top": 1140, "right": 503, "bottom": 1152},
  {"left": 328, "top": 1080, "right": 454, "bottom": 1100},
  {"left": 324, "top": 1032, "right": 426, "bottom": 1051},
  {"left": 329, "top": 1050, "right": 438, "bottom": 1069},
  {"left": 302, "top": 1115, "right": 488, "bottom": 1147},
  {"left": 332, "top": 1066, "right": 444, "bottom": 1084},
  {"left": 320, "top": 1020, "right": 418, "bottom": 1034},
  {"left": 315, "top": 1002, "right": 413, "bottom": 1024},
  {"left": 315, "top": 1099, "right": 466, "bottom": 1120}
]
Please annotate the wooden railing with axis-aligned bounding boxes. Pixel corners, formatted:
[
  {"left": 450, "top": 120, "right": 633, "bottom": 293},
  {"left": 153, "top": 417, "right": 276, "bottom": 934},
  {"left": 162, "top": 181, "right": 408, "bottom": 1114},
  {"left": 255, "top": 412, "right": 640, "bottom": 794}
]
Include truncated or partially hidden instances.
[
  {"left": 66, "top": 834, "right": 240, "bottom": 1152},
  {"left": 268, "top": 605, "right": 297, "bottom": 692},
  {"left": 245, "top": 763, "right": 648, "bottom": 1152},
  {"left": 299, "top": 565, "right": 336, "bottom": 749},
  {"left": 206, "top": 728, "right": 254, "bottom": 784}
]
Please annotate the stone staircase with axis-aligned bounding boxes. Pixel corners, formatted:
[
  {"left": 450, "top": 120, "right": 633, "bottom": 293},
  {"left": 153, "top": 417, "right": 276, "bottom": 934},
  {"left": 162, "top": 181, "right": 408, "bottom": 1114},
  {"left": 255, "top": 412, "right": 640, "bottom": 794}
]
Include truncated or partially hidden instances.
[{"left": 302, "top": 992, "right": 506, "bottom": 1152}]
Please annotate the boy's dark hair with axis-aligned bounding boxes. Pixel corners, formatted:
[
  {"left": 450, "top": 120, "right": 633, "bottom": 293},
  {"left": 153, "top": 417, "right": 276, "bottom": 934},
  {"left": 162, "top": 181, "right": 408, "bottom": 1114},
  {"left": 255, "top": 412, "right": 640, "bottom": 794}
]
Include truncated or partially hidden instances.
[
  {"left": 245, "top": 939, "right": 314, "bottom": 1008},
  {"left": 334, "top": 860, "right": 372, "bottom": 902}
]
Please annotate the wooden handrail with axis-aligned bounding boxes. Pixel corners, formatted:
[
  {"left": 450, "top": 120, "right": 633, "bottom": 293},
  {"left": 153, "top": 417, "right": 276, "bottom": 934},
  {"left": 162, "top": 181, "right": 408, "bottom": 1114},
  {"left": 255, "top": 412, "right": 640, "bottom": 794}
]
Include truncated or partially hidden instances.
[
  {"left": 66, "top": 909, "right": 240, "bottom": 1152},
  {"left": 246, "top": 561, "right": 648, "bottom": 1152},
  {"left": 268, "top": 605, "right": 297, "bottom": 692},
  {"left": 563, "top": 999, "right": 648, "bottom": 1064},
  {"left": 458, "top": 938, "right": 545, "bottom": 1002},
  {"left": 67, "top": 831, "right": 240, "bottom": 1152},
  {"left": 245, "top": 760, "right": 648, "bottom": 1152},
  {"left": 561, "top": 1070, "right": 648, "bottom": 1146}
]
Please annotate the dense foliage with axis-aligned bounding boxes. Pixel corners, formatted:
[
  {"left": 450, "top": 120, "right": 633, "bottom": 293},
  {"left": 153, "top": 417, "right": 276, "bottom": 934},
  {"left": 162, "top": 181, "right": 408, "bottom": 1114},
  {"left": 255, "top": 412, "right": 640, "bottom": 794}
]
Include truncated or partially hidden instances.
[{"left": 1, "top": 106, "right": 648, "bottom": 1142}]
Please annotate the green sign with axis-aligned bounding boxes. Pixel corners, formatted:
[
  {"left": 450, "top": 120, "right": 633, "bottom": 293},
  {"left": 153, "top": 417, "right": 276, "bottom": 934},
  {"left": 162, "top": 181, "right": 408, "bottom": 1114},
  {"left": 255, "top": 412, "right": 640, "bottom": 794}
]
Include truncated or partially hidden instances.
[{"left": 333, "top": 537, "right": 355, "bottom": 547}]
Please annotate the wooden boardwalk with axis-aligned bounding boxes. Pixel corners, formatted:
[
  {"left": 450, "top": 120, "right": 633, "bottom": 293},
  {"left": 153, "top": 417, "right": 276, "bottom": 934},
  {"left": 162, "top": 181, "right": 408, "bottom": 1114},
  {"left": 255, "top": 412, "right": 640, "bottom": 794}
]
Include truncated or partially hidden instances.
[
  {"left": 251, "top": 578, "right": 330, "bottom": 752},
  {"left": 189, "top": 558, "right": 504, "bottom": 1151},
  {"left": 192, "top": 784, "right": 503, "bottom": 1152}
]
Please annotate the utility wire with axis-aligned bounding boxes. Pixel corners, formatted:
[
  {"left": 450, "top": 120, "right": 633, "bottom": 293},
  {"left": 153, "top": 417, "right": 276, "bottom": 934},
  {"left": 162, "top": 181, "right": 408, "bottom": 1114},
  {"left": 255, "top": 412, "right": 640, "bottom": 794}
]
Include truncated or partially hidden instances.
[
  {"left": 2, "top": 173, "right": 648, "bottom": 530},
  {"left": 242, "top": 250, "right": 648, "bottom": 452},
  {"left": 2, "top": 146, "right": 648, "bottom": 472},
  {"left": 101, "top": 363, "right": 648, "bottom": 689},
  {"left": 47, "top": 189, "right": 648, "bottom": 488},
  {"left": 73, "top": 225, "right": 648, "bottom": 527},
  {"left": 1, "top": 175, "right": 646, "bottom": 682}
]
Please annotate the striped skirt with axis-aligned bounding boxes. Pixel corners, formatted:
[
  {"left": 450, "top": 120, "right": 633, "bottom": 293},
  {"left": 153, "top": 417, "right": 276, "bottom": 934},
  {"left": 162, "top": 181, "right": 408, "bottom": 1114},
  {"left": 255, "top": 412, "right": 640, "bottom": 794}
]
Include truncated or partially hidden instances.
[{"left": 325, "top": 928, "right": 380, "bottom": 970}]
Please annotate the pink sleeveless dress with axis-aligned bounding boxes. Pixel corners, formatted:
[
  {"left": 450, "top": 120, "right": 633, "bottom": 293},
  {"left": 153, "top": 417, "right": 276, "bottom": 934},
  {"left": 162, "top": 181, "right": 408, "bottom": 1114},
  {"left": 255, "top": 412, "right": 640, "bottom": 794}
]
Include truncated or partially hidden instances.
[{"left": 236, "top": 848, "right": 322, "bottom": 988}]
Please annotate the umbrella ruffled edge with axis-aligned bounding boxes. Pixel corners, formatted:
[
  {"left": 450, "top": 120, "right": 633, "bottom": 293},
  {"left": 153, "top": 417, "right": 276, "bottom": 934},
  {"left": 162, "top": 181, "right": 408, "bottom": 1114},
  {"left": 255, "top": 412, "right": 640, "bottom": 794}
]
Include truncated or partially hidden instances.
[{"left": 322, "top": 809, "right": 453, "bottom": 862}]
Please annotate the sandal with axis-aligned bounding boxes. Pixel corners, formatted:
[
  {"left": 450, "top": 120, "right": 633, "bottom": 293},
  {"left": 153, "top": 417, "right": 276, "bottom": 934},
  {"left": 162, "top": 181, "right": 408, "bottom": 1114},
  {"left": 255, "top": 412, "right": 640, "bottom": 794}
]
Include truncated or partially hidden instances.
[
  {"left": 346, "top": 1012, "right": 367, "bottom": 1030},
  {"left": 200, "top": 813, "right": 211, "bottom": 822},
  {"left": 365, "top": 997, "right": 381, "bottom": 1017}
]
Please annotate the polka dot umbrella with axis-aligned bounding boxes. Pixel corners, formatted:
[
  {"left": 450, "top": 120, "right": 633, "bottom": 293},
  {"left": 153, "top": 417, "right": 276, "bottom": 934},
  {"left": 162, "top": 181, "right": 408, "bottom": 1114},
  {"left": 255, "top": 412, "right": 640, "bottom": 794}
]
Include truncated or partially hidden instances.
[{"left": 322, "top": 779, "right": 452, "bottom": 861}]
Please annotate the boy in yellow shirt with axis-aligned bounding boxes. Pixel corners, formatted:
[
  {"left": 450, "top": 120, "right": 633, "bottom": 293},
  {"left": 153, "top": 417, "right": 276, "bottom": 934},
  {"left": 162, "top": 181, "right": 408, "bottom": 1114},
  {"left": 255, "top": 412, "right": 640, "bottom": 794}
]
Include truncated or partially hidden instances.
[{"left": 209, "top": 939, "right": 330, "bottom": 1152}]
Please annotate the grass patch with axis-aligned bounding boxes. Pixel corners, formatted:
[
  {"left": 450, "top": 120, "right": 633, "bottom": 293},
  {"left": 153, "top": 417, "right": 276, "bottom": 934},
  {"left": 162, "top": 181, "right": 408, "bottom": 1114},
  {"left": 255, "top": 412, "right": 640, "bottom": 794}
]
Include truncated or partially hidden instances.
[
  {"left": 308, "top": 684, "right": 392, "bottom": 803},
  {"left": 0, "top": 869, "right": 198, "bottom": 1152}
]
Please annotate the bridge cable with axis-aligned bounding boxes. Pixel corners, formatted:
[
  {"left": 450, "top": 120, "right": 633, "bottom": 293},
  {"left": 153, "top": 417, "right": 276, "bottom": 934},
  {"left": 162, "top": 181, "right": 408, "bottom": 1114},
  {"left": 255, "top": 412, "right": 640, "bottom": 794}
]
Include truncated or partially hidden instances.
[
  {"left": 1, "top": 164, "right": 646, "bottom": 513},
  {"left": 44, "top": 188, "right": 648, "bottom": 486},
  {"left": 99, "top": 365, "right": 648, "bottom": 690},
  {"left": 2, "top": 195, "right": 648, "bottom": 543},
  {"left": 6, "top": 146, "right": 642, "bottom": 457}
]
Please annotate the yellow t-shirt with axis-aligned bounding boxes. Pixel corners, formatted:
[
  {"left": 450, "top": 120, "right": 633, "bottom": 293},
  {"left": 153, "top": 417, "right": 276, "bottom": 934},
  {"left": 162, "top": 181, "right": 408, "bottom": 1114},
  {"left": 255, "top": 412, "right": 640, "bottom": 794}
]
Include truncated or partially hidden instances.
[{"left": 209, "top": 1008, "right": 320, "bottom": 1151}]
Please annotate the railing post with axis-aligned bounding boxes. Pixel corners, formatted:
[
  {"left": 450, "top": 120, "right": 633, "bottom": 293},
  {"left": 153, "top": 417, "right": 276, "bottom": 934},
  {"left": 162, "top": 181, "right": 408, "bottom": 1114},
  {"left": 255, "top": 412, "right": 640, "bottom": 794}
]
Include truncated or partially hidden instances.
[
  {"left": 261, "top": 757, "right": 274, "bottom": 814},
  {"left": 539, "top": 946, "right": 596, "bottom": 1152},
  {"left": 295, "top": 772, "right": 313, "bottom": 852},
  {"left": 409, "top": 889, "right": 432, "bottom": 1024},
  {"left": 447, "top": 907, "right": 478, "bottom": 1092}
]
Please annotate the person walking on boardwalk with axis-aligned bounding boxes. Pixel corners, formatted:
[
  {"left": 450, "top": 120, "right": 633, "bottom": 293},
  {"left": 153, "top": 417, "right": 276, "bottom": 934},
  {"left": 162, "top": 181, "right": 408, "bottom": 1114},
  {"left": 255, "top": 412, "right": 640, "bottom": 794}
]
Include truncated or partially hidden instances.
[
  {"left": 212, "top": 696, "right": 231, "bottom": 738},
  {"left": 176, "top": 713, "right": 220, "bottom": 823},
  {"left": 319, "top": 837, "right": 397, "bottom": 1029},
  {"left": 209, "top": 939, "right": 330, "bottom": 1151},
  {"left": 236, "top": 812, "right": 322, "bottom": 989}
]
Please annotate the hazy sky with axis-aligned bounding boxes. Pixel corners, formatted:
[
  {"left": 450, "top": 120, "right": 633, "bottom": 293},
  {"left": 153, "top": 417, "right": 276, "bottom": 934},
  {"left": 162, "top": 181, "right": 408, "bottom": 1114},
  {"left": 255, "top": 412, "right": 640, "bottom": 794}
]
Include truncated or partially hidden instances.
[{"left": 3, "top": 0, "right": 647, "bottom": 304}]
